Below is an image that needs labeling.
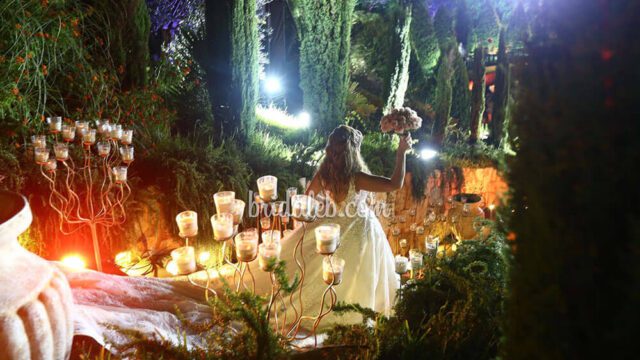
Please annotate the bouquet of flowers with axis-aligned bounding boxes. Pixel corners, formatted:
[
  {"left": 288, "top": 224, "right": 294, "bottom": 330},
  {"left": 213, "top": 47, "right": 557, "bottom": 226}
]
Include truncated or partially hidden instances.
[{"left": 380, "top": 107, "right": 423, "bottom": 134}]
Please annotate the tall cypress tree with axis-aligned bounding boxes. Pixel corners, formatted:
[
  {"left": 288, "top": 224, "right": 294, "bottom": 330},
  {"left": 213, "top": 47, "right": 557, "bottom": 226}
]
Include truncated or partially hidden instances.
[
  {"left": 504, "top": 0, "right": 640, "bottom": 358},
  {"left": 384, "top": 0, "right": 413, "bottom": 114},
  {"left": 432, "top": 7, "right": 456, "bottom": 146},
  {"left": 488, "top": 28, "right": 509, "bottom": 147},
  {"left": 288, "top": 0, "right": 356, "bottom": 133}
]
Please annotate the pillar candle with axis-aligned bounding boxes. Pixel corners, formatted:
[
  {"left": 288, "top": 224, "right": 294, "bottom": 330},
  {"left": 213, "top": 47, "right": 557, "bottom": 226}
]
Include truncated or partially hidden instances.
[
  {"left": 170, "top": 246, "right": 196, "bottom": 275},
  {"left": 211, "top": 213, "right": 233, "bottom": 241},
  {"left": 315, "top": 224, "right": 340, "bottom": 254},
  {"left": 176, "top": 211, "right": 198, "bottom": 238},
  {"left": 322, "top": 256, "right": 345, "bottom": 285}
]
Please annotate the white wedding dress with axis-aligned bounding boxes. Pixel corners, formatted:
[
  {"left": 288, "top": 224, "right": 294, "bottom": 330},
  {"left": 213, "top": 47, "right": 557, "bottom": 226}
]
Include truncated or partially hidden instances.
[{"left": 60, "top": 180, "right": 399, "bottom": 351}]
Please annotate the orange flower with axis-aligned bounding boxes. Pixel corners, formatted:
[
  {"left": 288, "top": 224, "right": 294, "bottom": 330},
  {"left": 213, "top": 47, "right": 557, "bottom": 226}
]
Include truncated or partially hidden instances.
[
  {"left": 15, "top": 24, "right": 22, "bottom": 30},
  {"left": 11, "top": 87, "right": 19, "bottom": 96},
  {"left": 16, "top": 56, "right": 25, "bottom": 64},
  {"left": 41, "top": 64, "right": 48, "bottom": 75}
]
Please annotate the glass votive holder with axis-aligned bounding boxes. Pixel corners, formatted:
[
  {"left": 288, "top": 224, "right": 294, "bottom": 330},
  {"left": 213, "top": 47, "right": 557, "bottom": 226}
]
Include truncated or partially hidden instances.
[
  {"left": 213, "top": 191, "right": 235, "bottom": 214},
  {"left": 75, "top": 121, "right": 88, "bottom": 136},
  {"left": 113, "top": 166, "right": 128, "bottom": 183},
  {"left": 83, "top": 129, "right": 97, "bottom": 145},
  {"left": 54, "top": 143, "right": 69, "bottom": 161},
  {"left": 398, "top": 215, "right": 407, "bottom": 223},
  {"left": 211, "top": 213, "right": 234, "bottom": 241},
  {"left": 61, "top": 125, "right": 76, "bottom": 142},
  {"left": 291, "top": 194, "right": 319, "bottom": 220},
  {"left": 44, "top": 158, "right": 57, "bottom": 172},
  {"left": 110, "top": 124, "right": 122, "bottom": 140},
  {"left": 34, "top": 147, "right": 49, "bottom": 164},
  {"left": 47, "top": 116, "right": 62, "bottom": 133},
  {"left": 260, "top": 216, "right": 271, "bottom": 230},
  {"left": 96, "top": 119, "right": 111, "bottom": 134},
  {"left": 409, "top": 249, "right": 424, "bottom": 270},
  {"left": 176, "top": 211, "right": 198, "bottom": 238},
  {"left": 391, "top": 228, "right": 401, "bottom": 237},
  {"left": 258, "top": 242, "right": 281, "bottom": 272},
  {"left": 322, "top": 256, "right": 345, "bottom": 285},
  {"left": 409, "top": 207, "right": 417, "bottom": 216},
  {"left": 235, "top": 228, "right": 259, "bottom": 262},
  {"left": 257, "top": 175, "right": 277, "bottom": 201},
  {"left": 120, "top": 146, "right": 134, "bottom": 164},
  {"left": 399, "top": 239, "right": 408, "bottom": 251},
  {"left": 416, "top": 226, "right": 425, "bottom": 235},
  {"left": 315, "top": 224, "right": 340, "bottom": 255},
  {"left": 231, "top": 199, "right": 245, "bottom": 225},
  {"left": 395, "top": 255, "right": 409, "bottom": 275},
  {"left": 425, "top": 235, "right": 439, "bottom": 256},
  {"left": 97, "top": 141, "right": 111, "bottom": 157},
  {"left": 31, "top": 135, "right": 47, "bottom": 149},
  {"left": 170, "top": 246, "right": 196, "bottom": 275},
  {"left": 409, "top": 223, "right": 417, "bottom": 232},
  {"left": 262, "top": 230, "right": 281, "bottom": 245},
  {"left": 121, "top": 129, "right": 133, "bottom": 145}
]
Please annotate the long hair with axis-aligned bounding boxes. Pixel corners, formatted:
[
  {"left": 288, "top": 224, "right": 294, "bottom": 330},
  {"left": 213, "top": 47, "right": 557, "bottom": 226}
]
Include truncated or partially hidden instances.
[{"left": 316, "top": 125, "right": 369, "bottom": 200}]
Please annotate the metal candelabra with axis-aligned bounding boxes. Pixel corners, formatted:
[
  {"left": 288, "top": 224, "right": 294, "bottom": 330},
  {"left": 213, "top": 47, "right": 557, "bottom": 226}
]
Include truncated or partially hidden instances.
[{"left": 30, "top": 117, "right": 133, "bottom": 272}]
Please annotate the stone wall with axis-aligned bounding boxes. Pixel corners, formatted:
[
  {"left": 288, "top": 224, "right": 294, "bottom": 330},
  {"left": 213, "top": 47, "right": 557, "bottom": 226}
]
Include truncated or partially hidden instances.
[{"left": 377, "top": 167, "right": 508, "bottom": 254}]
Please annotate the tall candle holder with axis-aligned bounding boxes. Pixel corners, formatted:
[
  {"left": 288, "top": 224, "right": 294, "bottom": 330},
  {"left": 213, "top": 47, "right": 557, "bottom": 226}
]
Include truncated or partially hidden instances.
[{"left": 28, "top": 117, "right": 134, "bottom": 272}]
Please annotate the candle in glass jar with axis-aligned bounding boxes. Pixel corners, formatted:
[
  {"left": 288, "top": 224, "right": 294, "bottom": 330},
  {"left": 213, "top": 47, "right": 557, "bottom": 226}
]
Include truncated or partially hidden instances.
[
  {"left": 257, "top": 175, "right": 277, "bottom": 201},
  {"left": 399, "top": 239, "right": 408, "bottom": 251},
  {"left": 395, "top": 255, "right": 409, "bottom": 274},
  {"left": 113, "top": 166, "right": 128, "bottom": 183},
  {"left": 31, "top": 135, "right": 47, "bottom": 149},
  {"left": 258, "top": 242, "right": 281, "bottom": 272},
  {"left": 315, "top": 224, "right": 340, "bottom": 254},
  {"left": 211, "top": 213, "right": 233, "bottom": 241},
  {"left": 176, "top": 211, "right": 198, "bottom": 238},
  {"left": 170, "top": 246, "right": 196, "bottom": 275},
  {"left": 75, "top": 121, "right": 88, "bottom": 136},
  {"left": 34, "top": 147, "right": 49, "bottom": 164},
  {"left": 235, "top": 229, "right": 259, "bottom": 262},
  {"left": 110, "top": 124, "right": 122, "bottom": 140},
  {"left": 121, "top": 129, "right": 133, "bottom": 145},
  {"left": 213, "top": 191, "right": 235, "bottom": 214},
  {"left": 409, "top": 249, "right": 423, "bottom": 270},
  {"left": 44, "top": 159, "right": 57, "bottom": 172},
  {"left": 425, "top": 235, "right": 439, "bottom": 256},
  {"left": 262, "top": 230, "right": 281, "bottom": 245},
  {"left": 391, "top": 228, "right": 401, "bottom": 237},
  {"left": 97, "top": 141, "right": 111, "bottom": 157},
  {"left": 260, "top": 216, "right": 271, "bottom": 230},
  {"left": 120, "top": 146, "right": 134, "bottom": 164},
  {"left": 416, "top": 226, "right": 425, "bottom": 235},
  {"left": 231, "top": 199, "right": 245, "bottom": 225},
  {"left": 47, "top": 116, "right": 62, "bottom": 133},
  {"left": 322, "top": 256, "right": 345, "bottom": 285},
  {"left": 83, "top": 129, "right": 97, "bottom": 145},
  {"left": 54, "top": 143, "right": 69, "bottom": 161},
  {"left": 62, "top": 125, "right": 76, "bottom": 142},
  {"left": 96, "top": 119, "right": 111, "bottom": 134}
]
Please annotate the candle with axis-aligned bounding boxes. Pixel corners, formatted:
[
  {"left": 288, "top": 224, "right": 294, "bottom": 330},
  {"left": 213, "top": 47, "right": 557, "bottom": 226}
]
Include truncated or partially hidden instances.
[
  {"left": 47, "top": 116, "right": 62, "bottom": 133},
  {"left": 391, "top": 228, "right": 400, "bottom": 237},
  {"left": 409, "top": 207, "right": 417, "bottom": 216},
  {"left": 170, "top": 246, "right": 196, "bottom": 275},
  {"left": 121, "top": 129, "right": 133, "bottom": 145},
  {"left": 409, "top": 223, "right": 417, "bottom": 232},
  {"left": 44, "top": 159, "right": 57, "bottom": 172},
  {"left": 97, "top": 141, "right": 111, "bottom": 157},
  {"left": 257, "top": 175, "right": 277, "bottom": 201},
  {"left": 34, "top": 147, "right": 49, "bottom": 164},
  {"left": 260, "top": 216, "right": 271, "bottom": 230},
  {"left": 425, "top": 235, "right": 439, "bottom": 256},
  {"left": 262, "top": 230, "right": 281, "bottom": 245},
  {"left": 315, "top": 224, "right": 340, "bottom": 255},
  {"left": 211, "top": 213, "right": 233, "bottom": 241},
  {"left": 176, "top": 211, "right": 198, "bottom": 238},
  {"left": 488, "top": 204, "right": 496, "bottom": 219},
  {"left": 322, "top": 256, "right": 345, "bottom": 285},
  {"left": 110, "top": 124, "right": 122, "bottom": 140},
  {"left": 399, "top": 239, "right": 408, "bottom": 250},
  {"left": 75, "top": 121, "right": 88, "bottom": 136},
  {"left": 198, "top": 251, "right": 211, "bottom": 266},
  {"left": 96, "top": 119, "right": 111, "bottom": 134},
  {"left": 258, "top": 242, "right": 281, "bottom": 272},
  {"left": 113, "top": 166, "right": 128, "bottom": 183},
  {"left": 231, "top": 199, "right": 245, "bottom": 225},
  {"left": 31, "top": 135, "right": 47, "bottom": 149},
  {"left": 83, "top": 129, "right": 96, "bottom": 145},
  {"left": 54, "top": 143, "right": 69, "bottom": 161},
  {"left": 213, "top": 191, "right": 235, "bottom": 214},
  {"left": 291, "top": 194, "right": 318, "bottom": 220},
  {"left": 416, "top": 226, "right": 425, "bottom": 235},
  {"left": 235, "top": 229, "right": 259, "bottom": 262},
  {"left": 62, "top": 125, "right": 76, "bottom": 142},
  {"left": 120, "top": 146, "right": 134, "bottom": 164},
  {"left": 395, "top": 255, "right": 409, "bottom": 274},
  {"left": 398, "top": 215, "right": 407, "bottom": 223},
  {"left": 409, "top": 249, "right": 423, "bottom": 270}
]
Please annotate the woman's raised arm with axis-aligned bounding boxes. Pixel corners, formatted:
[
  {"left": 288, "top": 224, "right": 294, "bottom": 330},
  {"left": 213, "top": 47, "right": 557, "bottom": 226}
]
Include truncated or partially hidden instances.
[{"left": 355, "top": 133, "right": 412, "bottom": 193}]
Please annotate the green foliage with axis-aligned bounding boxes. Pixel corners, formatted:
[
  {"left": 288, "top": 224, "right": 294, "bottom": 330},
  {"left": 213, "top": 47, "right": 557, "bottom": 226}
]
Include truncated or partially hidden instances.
[
  {"left": 360, "top": 132, "right": 398, "bottom": 177},
  {"left": 487, "top": 29, "right": 509, "bottom": 147},
  {"left": 433, "top": 7, "right": 455, "bottom": 51},
  {"left": 432, "top": 49, "right": 455, "bottom": 146},
  {"left": 290, "top": 0, "right": 357, "bottom": 133},
  {"left": 384, "top": 1, "right": 413, "bottom": 114},
  {"left": 506, "top": 1, "right": 528, "bottom": 50},
  {"left": 504, "top": 0, "right": 640, "bottom": 357},
  {"left": 325, "top": 227, "right": 510, "bottom": 359},
  {"left": 454, "top": 0, "right": 472, "bottom": 49},
  {"left": 409, "top": 0, "right": 439, "bottom": 77},
  {"left": 450, "top": 51, "right": 471, "bottom": 132},
  {"left": 469, "top": 47, "right": 485, "bottom": 144}
]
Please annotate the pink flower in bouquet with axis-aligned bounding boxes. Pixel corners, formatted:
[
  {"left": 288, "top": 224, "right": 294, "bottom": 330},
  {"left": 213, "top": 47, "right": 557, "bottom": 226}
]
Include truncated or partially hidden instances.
[{"left": 380, "top": 107, "right": 422, "bottom": 134}]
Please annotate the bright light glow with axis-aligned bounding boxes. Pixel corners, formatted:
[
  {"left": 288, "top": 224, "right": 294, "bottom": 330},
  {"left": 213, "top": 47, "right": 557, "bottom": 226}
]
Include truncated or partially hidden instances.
[
  {"left": 61, "top": 254, "right": 86, "bottom": 269},
  {"left": 166, "top": 260, "right": 179, "bottom": 276},
  {"left": 420, "top": 148, "right": 439, "bottom": 160},
  {"left": 264, "top": 75, "right": 282, "bottom": 95},
  {"left": 297, "top": 111, "right": 311, "bottom": 127},
  {"left": 115, "top": 251, "right": 133, "bottom": 268},
  {"left": 256, "top": 105, "right": 310, "bottom": 129},
  {"left": 198, "top": 251, "right": 211, "bottom": 264},
  {"left": 488, "top": 204, "right": 496, "bottom": 211}
]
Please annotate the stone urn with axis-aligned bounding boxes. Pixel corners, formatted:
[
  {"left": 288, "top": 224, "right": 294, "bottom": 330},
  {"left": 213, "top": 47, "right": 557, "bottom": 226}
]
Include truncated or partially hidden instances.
[
  {"left": 0, "top": 191, "right": 74, "bottom": 360},
  {"left": 448, "top": 193, "right": 485, "bottom": 240}
]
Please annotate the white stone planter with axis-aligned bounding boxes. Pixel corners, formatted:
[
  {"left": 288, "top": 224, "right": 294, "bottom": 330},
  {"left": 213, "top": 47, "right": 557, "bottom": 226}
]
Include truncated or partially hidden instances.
[{"left": 0, "top": 191, "right": 73, "bottom": 360}]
